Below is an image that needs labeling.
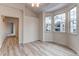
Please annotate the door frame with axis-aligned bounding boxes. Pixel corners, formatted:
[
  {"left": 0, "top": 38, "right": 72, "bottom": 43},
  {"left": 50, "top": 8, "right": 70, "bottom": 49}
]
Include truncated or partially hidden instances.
[{"left": 3, "top": 16, "right": 19, "bottom": 44}]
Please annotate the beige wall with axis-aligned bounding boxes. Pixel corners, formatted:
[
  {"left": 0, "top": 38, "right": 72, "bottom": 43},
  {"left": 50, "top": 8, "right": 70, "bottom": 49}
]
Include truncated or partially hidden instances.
[
  {"left": 43, "top": 13, "right": 54, "bottom": 41},
  {"left": 0, "top": 18, "right": 5, "bottom": 48},
  {"left": 68, "top": 4, "right": 79, "bottom": 54},
  {"left": 0, "top": 3, "right": 79, "bottom": 55},
  {"left": 42, "top": 3, "right": 79, "bottom": 55},
  {"left": 22, "top": 7, "right": 40, "bottom": 43},
  {"left": 23, "top": 16, "right": 40, "bottom": 43},
  {"left": 0, "top": 4, "right": 40, "bottom": 48},
  {"left": 0, "top": 4, "right": 23, "bottom": 48},
  {"left": 38, "top": 13, "right": 43, "bottom": 41}
]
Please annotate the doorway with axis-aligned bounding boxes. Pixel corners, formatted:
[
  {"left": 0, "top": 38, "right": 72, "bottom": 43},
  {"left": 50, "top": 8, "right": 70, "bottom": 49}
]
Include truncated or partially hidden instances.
[{"left": 3, "top": 16, "right": 19, "bottom": 47}]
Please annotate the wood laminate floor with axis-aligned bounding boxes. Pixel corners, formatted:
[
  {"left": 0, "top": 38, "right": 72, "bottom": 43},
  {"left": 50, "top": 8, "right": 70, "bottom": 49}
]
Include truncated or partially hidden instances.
[{"left": 0, "top": 39, "right": 77, "bottom": 56}]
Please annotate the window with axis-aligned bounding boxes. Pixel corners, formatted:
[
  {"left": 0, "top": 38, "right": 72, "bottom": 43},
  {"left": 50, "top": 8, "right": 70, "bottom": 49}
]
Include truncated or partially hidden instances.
[
  {"left": 45, "top": 16, "right": 52, "bottom": 32},
  {"left": 54, "top": 13, "right": 65, "bottom": 32},
  {"left": 70, "top": 7, "right": 77, "bottom": 33}
]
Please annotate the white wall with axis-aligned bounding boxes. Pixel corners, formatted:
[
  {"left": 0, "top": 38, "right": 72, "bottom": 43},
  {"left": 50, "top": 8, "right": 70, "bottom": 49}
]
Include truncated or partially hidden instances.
[
  {"left": 23, "top": 16, "right": 40, "bottom": 43},
  {"left": 50, "top": 6, "right": 68, "bottom": 46},
  {"left": 42, "top": 3, "right": 79, "bottom": 55},
  {"left": 0, "top": 4, "right": 40, "bottom": 48},
  {"left": 43, "top": 13, "right": 54, "bottom": 42},
  {"left": 0, "top": 3, "right": 24, "bottom": 10},
  {"left": 23, "top": 7, "right": 40, "bottom": 43},
  {"left": 38, "top": 13, "right": 43, "bottom": 41},
  {"left": 0, "top": 4, "right": 23, "bottom": 48},
  {"left": 1, "top": 3, "right": 79, "bottom": 55},
  {"left": 67, "top": 4, "right": 79, "bottom": 54}
]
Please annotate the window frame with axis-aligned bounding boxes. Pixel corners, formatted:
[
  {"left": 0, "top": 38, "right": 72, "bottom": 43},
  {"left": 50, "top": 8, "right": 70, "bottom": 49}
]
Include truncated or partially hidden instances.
[
  {"left": 54, "top": 13, "right": 66, "bottom": 32},
  {"left": 44, "top": 16, "right": 52, "bottom": 32},
  {"left": 69, "top": 7, "right": 77, "bottom": 34}
]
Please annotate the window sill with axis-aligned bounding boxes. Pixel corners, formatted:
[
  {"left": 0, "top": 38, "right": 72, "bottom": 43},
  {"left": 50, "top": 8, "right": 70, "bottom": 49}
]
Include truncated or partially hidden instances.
[
  {"left": 44, "top": 29, "right": 52, "bottom": 32},
  {"left": 68, "top": 32, "right": 78, "bottom": 35},
  {"left": 53, "top": 30, "right": 65, "bottom": 33}
]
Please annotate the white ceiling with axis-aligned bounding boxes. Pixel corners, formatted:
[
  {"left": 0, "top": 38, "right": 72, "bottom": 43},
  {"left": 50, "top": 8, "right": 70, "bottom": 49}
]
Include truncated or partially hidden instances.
[
  {"left": 0, "top": 3, "right": 71, "bottom": 13},
  {"left": 25, "top": 3, "right": 70, "bottom": 13}
]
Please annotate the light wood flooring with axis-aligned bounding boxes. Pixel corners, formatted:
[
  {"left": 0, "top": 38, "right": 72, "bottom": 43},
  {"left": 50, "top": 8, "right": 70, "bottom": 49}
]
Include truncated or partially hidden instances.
[{"left": 0, "top": 39, "right": 77, "bottom": 56}]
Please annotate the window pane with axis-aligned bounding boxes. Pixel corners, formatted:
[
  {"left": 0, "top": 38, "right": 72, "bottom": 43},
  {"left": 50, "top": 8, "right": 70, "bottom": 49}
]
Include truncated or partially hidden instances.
[
  {"left": 55, "top": 27, "right": 60, "bottom": 31},
  {"left": 55, "top": 21, "right": 61, "bottom": 27},
  {"left": 46, "top": 24, "right": 51, "bottom": 31},
  {"left": 45, "top": 17, "right": 51, "bottom": 24},
  {"left": 70, "top": 7, "right": 77, "bottom": 33},
  {"left": 45, "top": 16, "right": 52, "bottom": 32},
  {"left": 61, "top": 23, "right": 65, "bottom": 27},
  {"left": 73, "top": 21, "right": 77, "bottom": 24},
  {"left": 54, "top": 13, "right": 65, "bottom": 32}
]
